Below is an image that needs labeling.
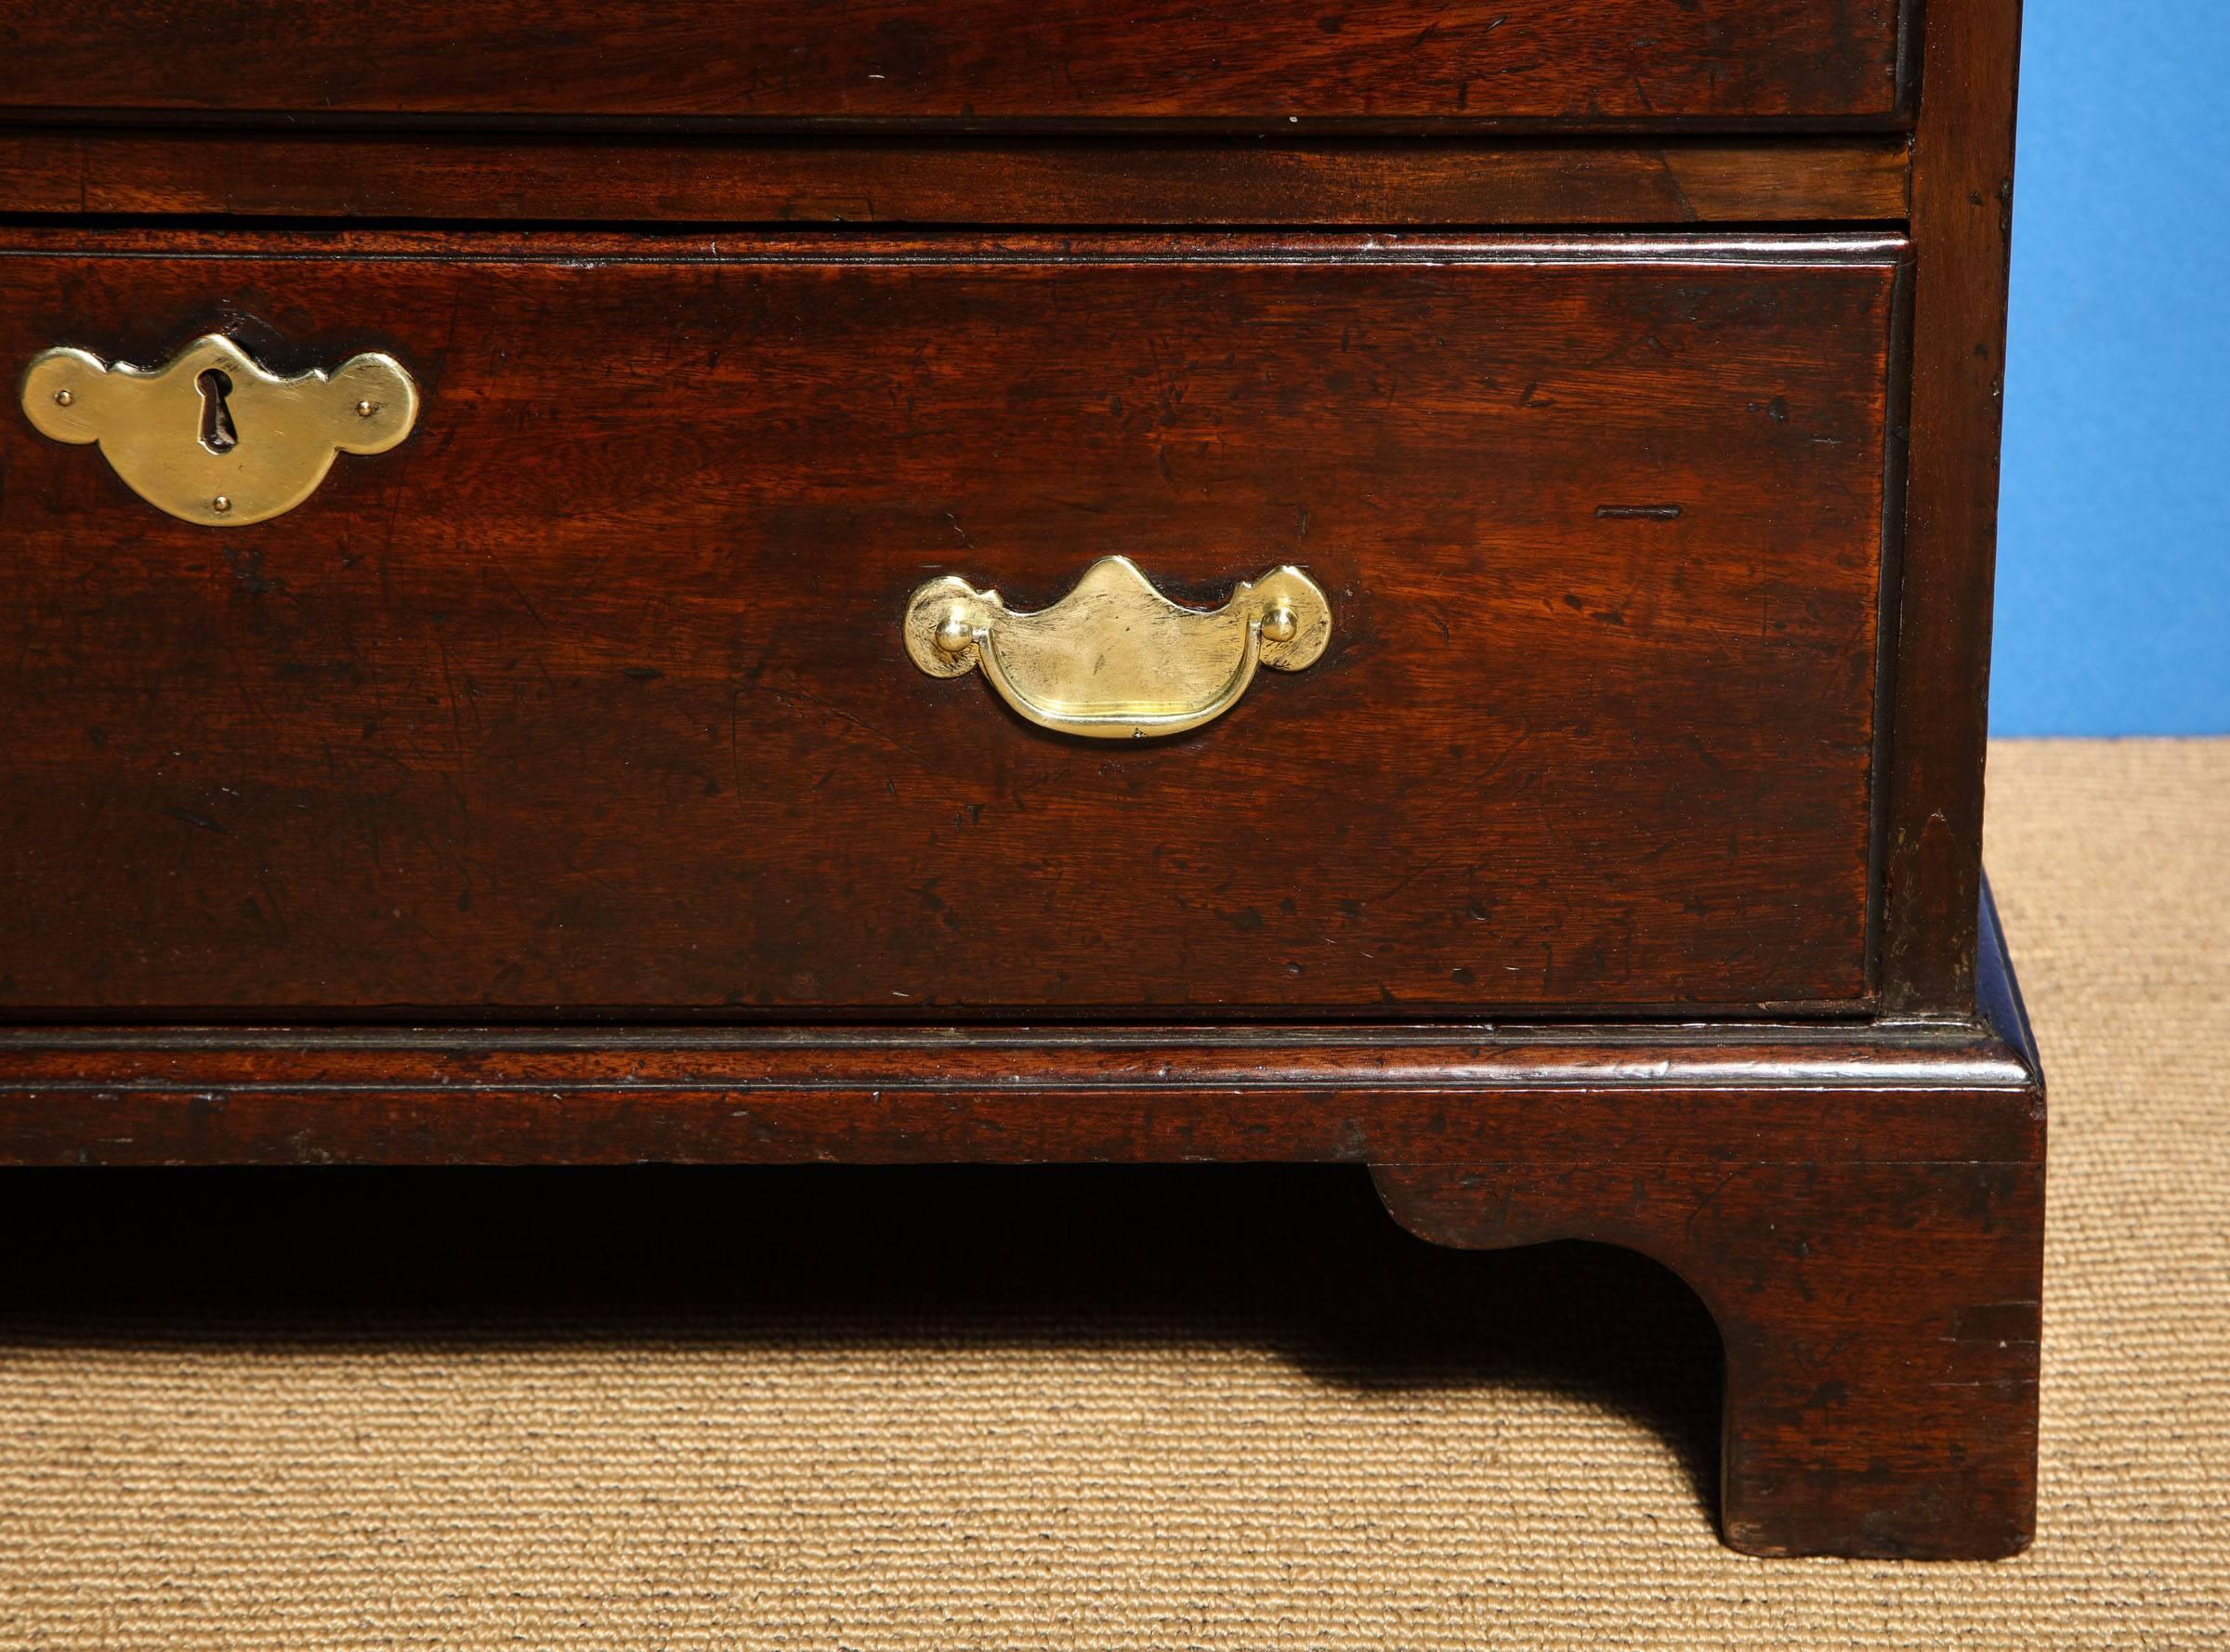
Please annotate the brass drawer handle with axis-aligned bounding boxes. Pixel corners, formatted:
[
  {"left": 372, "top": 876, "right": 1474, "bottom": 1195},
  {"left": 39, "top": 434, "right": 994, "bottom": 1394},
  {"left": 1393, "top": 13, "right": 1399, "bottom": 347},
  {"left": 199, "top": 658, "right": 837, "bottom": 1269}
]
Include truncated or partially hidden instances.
[
  {"left": 19, "top": 333, "right": 418, "bottom": 527},
  {"left": 904, "top": 556, "right": 1331, "bottom": 740}
]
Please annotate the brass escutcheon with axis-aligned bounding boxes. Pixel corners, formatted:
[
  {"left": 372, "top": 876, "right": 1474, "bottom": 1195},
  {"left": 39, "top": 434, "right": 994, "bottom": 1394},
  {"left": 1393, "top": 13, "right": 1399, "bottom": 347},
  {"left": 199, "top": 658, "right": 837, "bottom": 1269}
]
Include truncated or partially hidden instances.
[
  {"left": 19, "top": 334, "right": 418, "bottom": 527},
  {"left": 904, "top": 556, "right": 1332, "bottom": 740}
]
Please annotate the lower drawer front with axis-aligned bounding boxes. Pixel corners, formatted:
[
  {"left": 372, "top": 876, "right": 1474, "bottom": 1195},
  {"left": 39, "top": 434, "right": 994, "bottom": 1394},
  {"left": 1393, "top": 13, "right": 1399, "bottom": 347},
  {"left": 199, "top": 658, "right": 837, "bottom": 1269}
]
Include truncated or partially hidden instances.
[{"left": 0, "top": 232, "right": 1901, "bottom": 1015}]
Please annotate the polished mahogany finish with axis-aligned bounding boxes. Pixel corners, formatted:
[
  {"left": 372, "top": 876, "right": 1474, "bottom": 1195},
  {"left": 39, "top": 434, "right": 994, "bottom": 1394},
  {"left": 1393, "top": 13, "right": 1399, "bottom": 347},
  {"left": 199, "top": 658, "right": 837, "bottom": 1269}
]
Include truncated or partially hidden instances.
[
  {"left": 0, "top": 229, "right": 1900, "bottom": 1016},
  {"left": 0, "top": 131, "right": 1913, "bottom": 228},
  {"left": 0, "top": 1, "right": 1908, "bottom": 127},
  {"left": 1881, "top": 0, "right": 2026, "bottom": 1013},
  {"left": 0, "top": 0, "right": 2036, "bottom": 1563}
]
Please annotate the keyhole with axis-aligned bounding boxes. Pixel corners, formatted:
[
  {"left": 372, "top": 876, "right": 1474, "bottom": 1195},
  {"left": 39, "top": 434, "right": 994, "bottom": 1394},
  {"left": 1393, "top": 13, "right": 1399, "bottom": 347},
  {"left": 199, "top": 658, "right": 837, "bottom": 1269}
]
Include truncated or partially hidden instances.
[{"left": 196, "top": 368, "right": 238, "bottom": 453}]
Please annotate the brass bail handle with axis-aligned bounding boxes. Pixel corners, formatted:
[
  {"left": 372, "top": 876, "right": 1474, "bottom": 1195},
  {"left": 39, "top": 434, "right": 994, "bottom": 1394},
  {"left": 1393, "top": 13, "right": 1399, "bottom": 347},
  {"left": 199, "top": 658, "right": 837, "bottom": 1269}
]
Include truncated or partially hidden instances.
[
  {"left": 904, "top": 556, "right": 1332, "bottom": 740},
  {"left": 19, "top": 333, "right": 419, "bottom": 527}
]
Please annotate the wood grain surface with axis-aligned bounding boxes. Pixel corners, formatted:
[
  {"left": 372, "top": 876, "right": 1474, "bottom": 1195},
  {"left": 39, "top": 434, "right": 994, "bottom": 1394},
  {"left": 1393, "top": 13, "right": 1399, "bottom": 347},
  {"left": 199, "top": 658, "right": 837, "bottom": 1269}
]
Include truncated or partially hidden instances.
[
  {"left": 0, "top": 1032, "right": 2040, "bottom": 1163},
  {"left": 0, "top": 230, "right": 1901, "bottom": 1015},
  {"left": 0, "top": 892, "right": 2040, "bottom": 1170},
  {"left": 1879, "top": 0, "right": 2027, "bottom": 1015},
  {"left": 1373, "top": 1149, "right": 2043, "bottom": 1558},
  {"left": 0, "top": 1, "right": 1907, "bottom": 127},
  {"left": 0, "top": 131, "right": 1911, "bottom": 227},
  {"left": 1375, "top": 894, "right": 2046, "bottom": 1561}
]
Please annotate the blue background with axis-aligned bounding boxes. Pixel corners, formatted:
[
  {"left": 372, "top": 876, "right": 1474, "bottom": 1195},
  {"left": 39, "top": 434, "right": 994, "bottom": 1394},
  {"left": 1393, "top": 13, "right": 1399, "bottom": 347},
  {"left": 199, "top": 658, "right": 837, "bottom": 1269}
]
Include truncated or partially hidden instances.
[{"left": 1993, "top": 0, "right": 2230, "bottom": 733}]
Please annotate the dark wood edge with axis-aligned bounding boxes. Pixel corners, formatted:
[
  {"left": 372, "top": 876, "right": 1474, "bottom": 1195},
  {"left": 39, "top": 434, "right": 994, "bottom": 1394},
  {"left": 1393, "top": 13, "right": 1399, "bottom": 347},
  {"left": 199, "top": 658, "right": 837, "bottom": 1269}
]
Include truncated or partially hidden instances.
[
  {"left": 1897, "top": 0, "right": 1929, "bottom": 115},
  {"left": 0, "top": 893, "right": 2041, "bottom": 1167},
  {"left": 1865, "top": 253, "right": 1920, "bottom": 995},
  {"left": 0, "top": 225, "right": 1910, "bottom": 263},
  {"left": 0, "top": 111, "right": 1921, "bottom": 138},
  {"left": 1975, "top": 871, "right": 2043, "bottom": 1082},
  {"left": 1878, "top": 0, "right": 2022, "bottom": 1014},
  {"left": 0, "top": 130, "right": 1910, "bottom": 227},
  {"left": 0, "top": 1026, "right": 2040, "bottom": 1090},
  {"left": 0, "top": 1076, "right": 2045, "bottom": 1168}
]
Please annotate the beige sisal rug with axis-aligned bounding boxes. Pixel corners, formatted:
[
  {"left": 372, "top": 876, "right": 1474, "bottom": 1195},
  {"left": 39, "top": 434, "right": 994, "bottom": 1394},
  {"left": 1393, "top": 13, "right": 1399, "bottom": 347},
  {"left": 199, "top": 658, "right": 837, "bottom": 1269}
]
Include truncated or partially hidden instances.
[{"left": 2, "top": 738, "right": 2225, "bottom": 1648}]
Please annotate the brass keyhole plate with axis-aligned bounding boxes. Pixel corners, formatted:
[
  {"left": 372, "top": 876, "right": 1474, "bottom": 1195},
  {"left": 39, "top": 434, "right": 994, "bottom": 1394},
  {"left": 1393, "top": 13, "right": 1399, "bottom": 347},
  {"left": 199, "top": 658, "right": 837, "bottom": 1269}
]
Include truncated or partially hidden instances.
[{"left": 19, "top": 334, "right": 418, "bottom": 527}]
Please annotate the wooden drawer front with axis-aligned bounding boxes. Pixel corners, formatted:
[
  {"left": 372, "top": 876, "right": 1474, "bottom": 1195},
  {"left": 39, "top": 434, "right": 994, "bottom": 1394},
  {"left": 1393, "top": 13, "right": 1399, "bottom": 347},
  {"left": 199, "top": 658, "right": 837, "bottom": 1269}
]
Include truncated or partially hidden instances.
[
  {"left": 0, "top": 2, "right": 1906, "bottom": 127},
  {"left": 0, "top": 232, "right": 1900, "bottom": 1015}
]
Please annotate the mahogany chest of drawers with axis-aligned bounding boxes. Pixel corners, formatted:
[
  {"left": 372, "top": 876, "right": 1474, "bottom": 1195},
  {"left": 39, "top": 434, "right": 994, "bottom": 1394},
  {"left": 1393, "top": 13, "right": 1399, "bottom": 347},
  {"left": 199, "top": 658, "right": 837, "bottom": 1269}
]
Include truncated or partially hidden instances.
[{"left": 0, "top": 0, "right": 2040, "bottom": 1560}]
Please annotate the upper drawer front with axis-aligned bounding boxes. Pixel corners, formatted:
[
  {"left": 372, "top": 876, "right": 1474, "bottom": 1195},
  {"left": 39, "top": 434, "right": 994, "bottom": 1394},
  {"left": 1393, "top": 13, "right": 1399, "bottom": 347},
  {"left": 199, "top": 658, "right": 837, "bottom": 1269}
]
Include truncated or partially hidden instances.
[
  {"left": 0, "top": 232, "right": 1899, "bottom": 1016},
  {"left": 0, "top": 2, "right": 1907, "bottom": 126}
]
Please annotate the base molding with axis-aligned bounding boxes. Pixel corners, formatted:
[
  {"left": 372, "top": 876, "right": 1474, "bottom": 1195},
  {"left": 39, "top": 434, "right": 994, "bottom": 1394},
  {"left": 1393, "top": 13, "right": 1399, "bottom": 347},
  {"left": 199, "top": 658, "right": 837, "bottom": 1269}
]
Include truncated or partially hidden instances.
[{"left": 0, "top": 898, "right": 2043, "bottom": 1559}]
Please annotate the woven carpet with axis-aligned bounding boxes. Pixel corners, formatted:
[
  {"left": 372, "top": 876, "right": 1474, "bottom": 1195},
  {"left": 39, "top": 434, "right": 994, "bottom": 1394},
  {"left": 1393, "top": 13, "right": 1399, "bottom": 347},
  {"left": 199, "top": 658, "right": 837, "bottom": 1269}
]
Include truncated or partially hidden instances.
[{"left": 2, "top": 738, "right": 2224, "bottom": 1648}]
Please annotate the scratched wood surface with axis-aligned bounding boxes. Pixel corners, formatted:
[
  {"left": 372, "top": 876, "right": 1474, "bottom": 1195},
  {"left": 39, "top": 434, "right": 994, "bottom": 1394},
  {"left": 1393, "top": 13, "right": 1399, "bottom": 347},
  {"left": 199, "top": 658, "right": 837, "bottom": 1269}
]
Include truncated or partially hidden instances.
[
  {"left": 0, "top": 230, "right": 1900, "bottom": 1015},
  {"left": 0, "top": 1, "right": 1906, "bottom": 126}
]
